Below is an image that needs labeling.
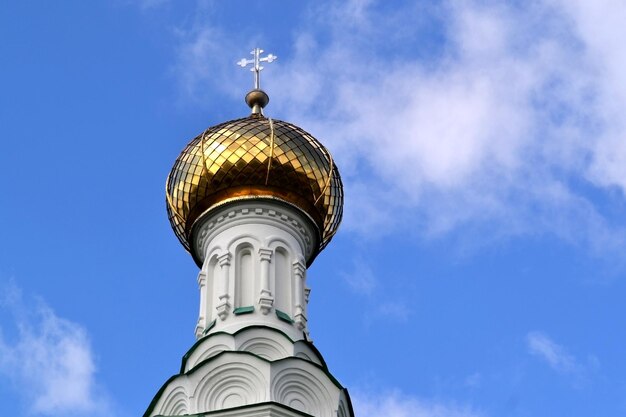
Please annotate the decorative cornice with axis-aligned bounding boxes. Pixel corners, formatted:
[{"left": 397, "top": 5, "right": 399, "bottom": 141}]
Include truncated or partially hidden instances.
[
  {"left": 179, "top": 325, "right": 329, "bottom": 375},
  {"left": 192, "top": 201, "right": 317, "bottom": 267}
]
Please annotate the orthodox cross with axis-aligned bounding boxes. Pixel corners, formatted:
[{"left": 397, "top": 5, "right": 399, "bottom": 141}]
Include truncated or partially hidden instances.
[{"left": 237, "top": 48, "right": 277, "bottom": 90}]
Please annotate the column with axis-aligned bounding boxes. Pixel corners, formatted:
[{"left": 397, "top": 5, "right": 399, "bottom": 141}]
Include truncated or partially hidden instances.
[
  {"left": 195, "top": 270, "right": 207, "bottom": 339},
  {"left": 258, "top": 247, "right": 274, "bottom": 314},
  {"left": 293, "top": 260, "right": 307, "bottom": 330},
  {"left": 216, "top": 252, "right": 232, "bottom": 320}
]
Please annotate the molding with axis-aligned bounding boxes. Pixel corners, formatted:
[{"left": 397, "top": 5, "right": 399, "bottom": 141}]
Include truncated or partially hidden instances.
[
  {"left": 179, "top": 326, "right": 329, "bottom": 374},
  {"left": 156, "top": 401, "right": 315, "bottom": 417},
  {"left": 189, "top": 352, "right": 342, "bottom": 390},
  {"left": 217, "top": 253, "right": 232, "bottom": 267},
  {"left": 258, "top": 247, "right": 273, "bottom": 261},
  {"left": 181, "top": 327, "right": 295, "bottom": 372},
  {"left": 293, "top": 310, "right": 306, "bottom": 331},
  {"left": 258, "top": 294, "right": 274, "bottom": 315},
  {"left": 216, "top": 297, "right": 231, "bottom": 321},
  {"left": 146, "top": 351, "right": 348, "bottom": 417},
  {"left": 197, "top": 270, "right": 207, "bottom": 285},
  {"left": 292, "top": 261, "right": 305, "bottom": 275},
  {"left": 195, "top": 320, "right": 205, "bottom": 339},
  {"left": 192, "top": 202, "right": 318, "bottom": 268}
]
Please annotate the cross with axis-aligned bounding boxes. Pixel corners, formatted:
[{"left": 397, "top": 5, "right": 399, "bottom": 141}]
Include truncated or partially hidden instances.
[{"left": 237, "top": 48, "right": 277, "bottom": 90}]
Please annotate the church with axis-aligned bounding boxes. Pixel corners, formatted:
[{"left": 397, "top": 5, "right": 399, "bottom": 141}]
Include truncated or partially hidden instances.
[{"left": 143, "top": 49, "right": 355, "bottom": 417}]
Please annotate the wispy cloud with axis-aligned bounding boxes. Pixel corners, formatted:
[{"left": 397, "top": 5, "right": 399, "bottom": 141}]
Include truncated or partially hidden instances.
[
  {"left": 377, "top": 302, "right": 411, "bottom": 322},
  {"left": 170, "top": 1, "right": 254, "bottom": 106},
  {"left": 526, "top": 331, "right": 580, "bottom": 374},
  {"left": 169, "top": 0, "right": 626, "bottom": 255},
  {"left": 339, "top": 260, "right": 411, "bottom": 322},
  {"left": 340, "top": 259, "right": 378, "bottom": 295},
  {"left": 268, "top": 0, "right": 626, "bottom": 254},
  {"left": 0, "top": 283, "right": 114, "bottom": 416},
  {"left": 352, "top": 390, "right": 484, "bottom": 417},
  {"left": 174, "top": 25, "right": 237, "bottom": 102}
]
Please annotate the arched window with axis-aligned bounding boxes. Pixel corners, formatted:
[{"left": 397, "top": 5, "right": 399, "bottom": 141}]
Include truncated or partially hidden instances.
[
  {"left": 235, "top": 246, "right": 255, "bottom": 308},
  {"left": 273, "top": 247, "right": 291, "bottom": 315},
  {"left": 204, "top": 256, "right": 218, "bottom": 324}
]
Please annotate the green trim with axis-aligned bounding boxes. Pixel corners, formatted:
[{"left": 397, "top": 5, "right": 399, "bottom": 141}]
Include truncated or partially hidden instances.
[
  {"left": 300, "top": 338, "right": 328, "bottom": 370},
  {"left": 202, "top": 319, "right": 216, "bottom": 335},
  {"left": 271, "top": 353, "right": 343, "bottom": 389},
  {"left": 147, "top": 351, "right": 345, "bottom": 417},
  {"left": 343, "top": 388, "right": 356, "bottom": 417},
  {"left": 275, "top": 309, "right": 294, "bottom": 324},
  {"left": 233, "top": 306, "right": 254, "bottom": 315},
  {"left": 179, "top": 326, "right": 330, "bottom": 375},
  {"left": 142, "top": 373, "right": 179, "bottom": 417}
]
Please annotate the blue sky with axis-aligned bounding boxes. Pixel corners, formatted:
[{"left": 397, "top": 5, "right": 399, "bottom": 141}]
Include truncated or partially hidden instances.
[{"left": 1, "top": 1, "right": 626, "bottom": 416}]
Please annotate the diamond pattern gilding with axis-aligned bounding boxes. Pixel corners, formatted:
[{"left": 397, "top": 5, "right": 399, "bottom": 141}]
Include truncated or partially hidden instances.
[{"left": 166, "top": 116, "right": 343, "bottom": 259}]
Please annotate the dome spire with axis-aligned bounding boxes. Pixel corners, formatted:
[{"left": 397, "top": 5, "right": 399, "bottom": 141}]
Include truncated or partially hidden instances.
[{"left": 237, "top": 47, "right": 277, "bottom": 115}]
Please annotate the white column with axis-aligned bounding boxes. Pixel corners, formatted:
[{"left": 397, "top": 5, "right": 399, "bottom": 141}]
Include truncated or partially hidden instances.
[
  {"left": 258, "top": 247, "right": 274, "bottom": 314},
  {"left": 195, "top": 270, "right": 207, "bottom": 339},
  {"left": 216, "top": 252, "right": 232, "bottom": 320},
  {"left": 293, "top": 260, "right": 307, "bottom": 330}
]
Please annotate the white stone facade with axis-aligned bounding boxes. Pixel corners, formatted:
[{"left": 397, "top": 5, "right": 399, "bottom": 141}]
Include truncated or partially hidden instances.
[
  {"left": 147, "top": 327, "right": 352, "bottom": 417},
  {"left": 191, "top": 201, "right": 317, "bottom": 341},
  {"left": 145, "top": 200, "right": 354, "bottom": 417}
]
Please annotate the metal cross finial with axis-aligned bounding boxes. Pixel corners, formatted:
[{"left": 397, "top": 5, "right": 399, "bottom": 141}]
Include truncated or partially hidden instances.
[{"left": 237, "top": 48, "right": 277, "bottom": 90}]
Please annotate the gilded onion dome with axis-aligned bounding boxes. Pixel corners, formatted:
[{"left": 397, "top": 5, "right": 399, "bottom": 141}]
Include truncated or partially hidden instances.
[{"left": 166, "top": 109, "right": 343, "bottom": 266}]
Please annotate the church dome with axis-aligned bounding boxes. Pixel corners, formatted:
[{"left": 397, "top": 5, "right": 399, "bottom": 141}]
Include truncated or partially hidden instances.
[{"left": 165, "top": 114, "right": 343, "bottom": 263}]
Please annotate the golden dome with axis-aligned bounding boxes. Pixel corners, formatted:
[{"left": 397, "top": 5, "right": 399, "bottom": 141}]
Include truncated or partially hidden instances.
[{"left": 166, "top": 114, "right": 343, "bottom": 264}]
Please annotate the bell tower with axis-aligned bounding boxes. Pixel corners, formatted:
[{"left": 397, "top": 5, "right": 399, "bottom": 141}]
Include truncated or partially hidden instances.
[{"left": 145, "top": 49, "right": 354, "bottom": 417}]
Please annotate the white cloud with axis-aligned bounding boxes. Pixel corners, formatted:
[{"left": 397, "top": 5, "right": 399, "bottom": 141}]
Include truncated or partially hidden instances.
[
  {"left": 352, "top": 390, "right": 483, "bottom": 417},
  {"left": 174, "top": 25, "right": 235, "bottom": 101},
  {"left": 171, "top": 1, "right": 261, "bottom": 106},
  {"left": 0, "top": 284, "right": 113, "bottom": 416},
  {"left": 267, "top": 0, "right": 626, "bottom": 251},
  {"left": 557, "top": 0, "right": 626, "bottom": 192},
  {"left": 171, "top": 0, "right": 626, "bottom": 254},
  {"left": 526, "top": 331, "right": 579, "bottom": 374}
]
